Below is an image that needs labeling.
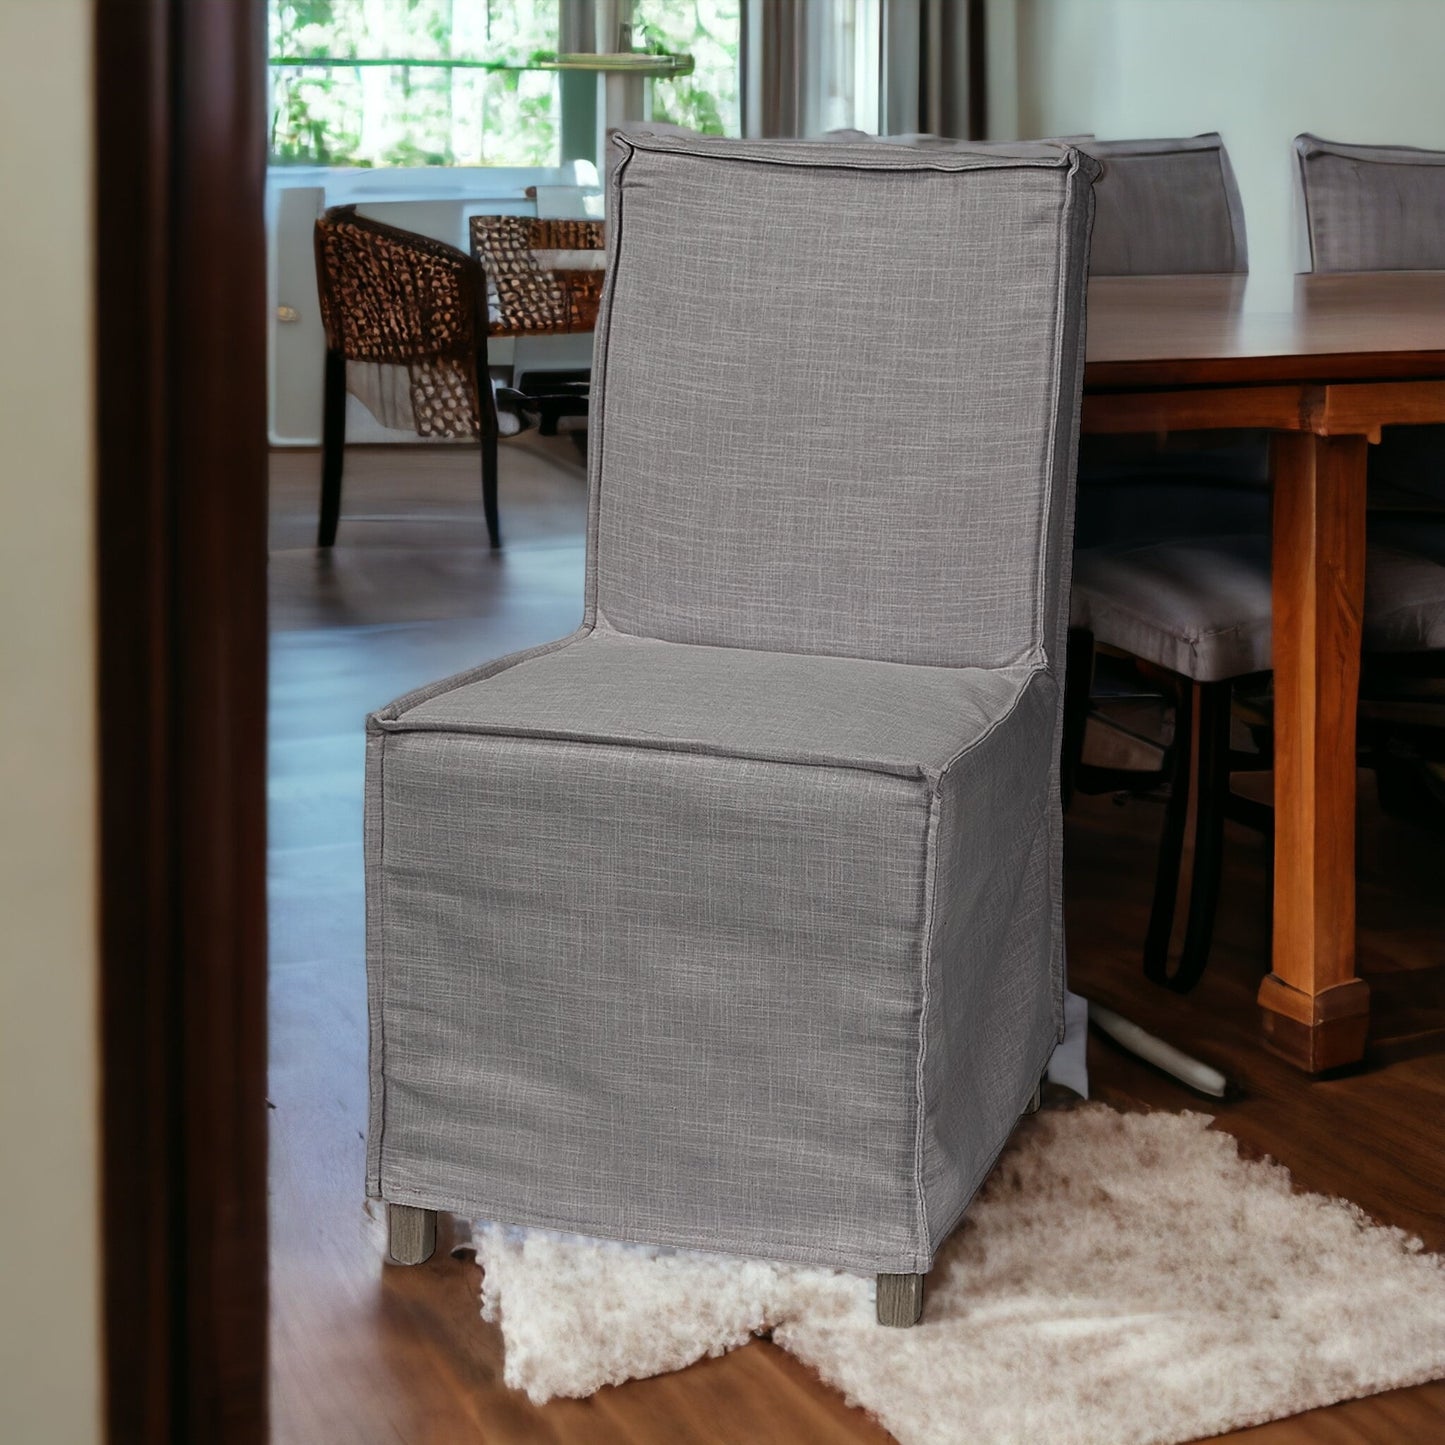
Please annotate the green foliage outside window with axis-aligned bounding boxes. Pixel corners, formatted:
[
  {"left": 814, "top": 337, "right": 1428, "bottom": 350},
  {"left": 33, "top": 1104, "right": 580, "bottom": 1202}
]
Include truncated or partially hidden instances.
[
  {"left": 636, "top": 0, "right": 740, "bottom": 137},
  {"left": 269, "top": 0, "right": 740, "bottom": 169},
  {"left": 269, "top": 0, "right": 562, "bottom": 168}
]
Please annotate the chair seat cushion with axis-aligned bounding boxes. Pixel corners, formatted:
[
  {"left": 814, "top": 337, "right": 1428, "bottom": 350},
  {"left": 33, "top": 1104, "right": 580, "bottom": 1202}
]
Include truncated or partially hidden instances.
[
  {"left": 1072, "top": 530, "right": 1445, "bottom": 681},
  {"left": 386, "top": 632, "right": 1039, "bottom": 783},
  {"left": 365, "top": 633, "right": 1061, "bottom": 1274},
  {"left": 1366, "top": 522, "right": 1445, "bottom": 653},
  {"left": 1071, "top": 534, "right": 1274, "bottom": 682}
]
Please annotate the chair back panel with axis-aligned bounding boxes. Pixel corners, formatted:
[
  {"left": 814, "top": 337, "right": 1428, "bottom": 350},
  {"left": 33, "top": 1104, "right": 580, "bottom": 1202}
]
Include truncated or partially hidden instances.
[
  {"left": 1295, "top": 133, "right": 1445, "bottom": 272},
  {"left": 314, "top": 206, "right": 481, "bottom": 362},
  {"left": 586, "top": 134, "right": 1097, "bottom": 670},
  {"left": 313, "top": 206, "right": 487, "bottom": 439},
  {"left": 470, "top": 215, "right": 606, "bottom": 336},
  {"left": 1295, "top": 135, "right": 1445, "bottom": 506},
  {"left": 1080, "top": 134, "right": 1247, "bottom": 276}
]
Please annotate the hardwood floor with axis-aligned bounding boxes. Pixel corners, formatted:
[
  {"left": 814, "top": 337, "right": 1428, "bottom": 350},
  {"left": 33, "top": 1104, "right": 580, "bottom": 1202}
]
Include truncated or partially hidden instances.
[{"left": 269, "top": 439, "right": 1445, "bottom": 1444}]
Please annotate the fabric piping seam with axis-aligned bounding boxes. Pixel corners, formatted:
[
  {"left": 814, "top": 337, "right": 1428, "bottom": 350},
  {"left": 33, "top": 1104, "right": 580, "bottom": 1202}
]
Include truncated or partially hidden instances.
[
  {"left": 911, "top": 786, "right": 941, "bottom": 1271},
  {"left": 1027, "top": 153, "right": 1079, "bottom": 672},
  {"left": 371, "top": 733, "right": 390, "bottom": 1197},
  {"left": 586, "top": 137, "right": 636, "bottom": 633}
]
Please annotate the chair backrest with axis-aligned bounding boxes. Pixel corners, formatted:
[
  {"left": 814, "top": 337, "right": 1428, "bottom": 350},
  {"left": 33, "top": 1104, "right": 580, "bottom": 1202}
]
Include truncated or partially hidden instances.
[
  {"left": 313, "top": 206, "right": 488, "bottom": 439},
  {"left": 470, "top": 215, "right": 606, "bottom": 337},
  {"left": 1079, "top": 134, "right": 1247, "bottom": 276},
  {"left": 585, "top": 132, "right": 1098, "bottom": 671},
  {"left": 314, "top": 205, "right": 483, "bottom": 364},
  {"left": 1295, "top": 133, "right": 1445, "bottom": 272},
  {"left": 828, "top": 130, "right": 1093, "bottom": 151}
]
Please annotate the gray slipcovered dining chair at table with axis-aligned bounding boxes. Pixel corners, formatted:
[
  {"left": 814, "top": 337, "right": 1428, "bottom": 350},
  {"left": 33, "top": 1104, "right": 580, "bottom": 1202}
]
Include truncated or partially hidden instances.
[
  {"left": 1295, "top": 134, "right": 1445, "bottom": 514},
  {"left": 1064, "top": 133, "right": 1270, "bottom": 992},
  {"left": 1294, "top": 133, "right": 1445, "bottom": 818},
  {"left": 1084, "top": 132, "right": 1248, "bottom": 278},
  {"left": 1069, "top": 133, "right": 1445, "bottom": 995},
  {"left": 364, "top": 132, "right": 1099, "bottom": 1326},
  {"left": 1072, "top": 133, "right": 1268, "bottom": 551},
  {"left": 1295, "top": 132, "right": 1445, "bottom": 275}
]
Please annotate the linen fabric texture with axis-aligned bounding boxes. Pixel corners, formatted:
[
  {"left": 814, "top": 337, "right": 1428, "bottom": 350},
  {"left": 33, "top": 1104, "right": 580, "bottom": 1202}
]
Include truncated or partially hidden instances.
[
  {"left": 1295, "top": 133, "right": 1445, "bottom": 274},
  {"left": 1072, "top": 133, "right": 1266, "bottom": 555},
  {"left": 1079, "top": 133, "right": 1247, "bottom": 277},
  {"left": 1294, "top": 133, "right": 1445, "bottom": 508},
  {"left": 366, "top": 133, "right": 1098, "bottom": 1274}
]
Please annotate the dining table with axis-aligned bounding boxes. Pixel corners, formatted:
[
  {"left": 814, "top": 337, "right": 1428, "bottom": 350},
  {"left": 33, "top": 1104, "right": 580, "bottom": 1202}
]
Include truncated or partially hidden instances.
[{"left": 1081, "top": 270, "right": 1445, "bottom": 1073}]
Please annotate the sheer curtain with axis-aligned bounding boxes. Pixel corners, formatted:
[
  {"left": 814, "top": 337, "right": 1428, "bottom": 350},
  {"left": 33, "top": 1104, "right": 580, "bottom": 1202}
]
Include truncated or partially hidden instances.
[
  {"left": 743, "top": 0, "right": 981, "bottom": 140},
  {"left": 883, "top": 0, "right": 980, "bottom": 138},
  {"left": 743, "top": 0, "right": 881, "bottom": 138}
]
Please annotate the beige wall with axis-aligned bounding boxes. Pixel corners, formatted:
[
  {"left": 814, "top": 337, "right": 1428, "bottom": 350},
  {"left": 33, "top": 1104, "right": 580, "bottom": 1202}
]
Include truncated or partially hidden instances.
[
  {"left": 0, "top": 2, "right": 102, "bottom": 1443},
  {"left": 1012, "top": 0, "right": 1445, "bottom": 279}
]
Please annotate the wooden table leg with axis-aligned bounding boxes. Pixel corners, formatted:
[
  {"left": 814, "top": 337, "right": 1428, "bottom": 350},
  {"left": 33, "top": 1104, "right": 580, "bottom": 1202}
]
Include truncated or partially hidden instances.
[{"left": 1259, "top": 430, "right": 1371, "bottom": 1071}]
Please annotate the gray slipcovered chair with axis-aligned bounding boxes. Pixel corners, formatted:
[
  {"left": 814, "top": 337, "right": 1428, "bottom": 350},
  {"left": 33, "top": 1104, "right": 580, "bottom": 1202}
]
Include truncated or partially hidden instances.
[
  {"left": 1073, "top": 132, "right": 1266, "bottom": 548},
  {"left": 1082, "top": 132, "right": 1247, "bottom": 277},
  {"left": 1296, "top": 133, "right": 1445, "bottom": 513},
  {"left": 1070, "top": 135, "right": 1445, "bottom": 992},
  {"left": 1064, "top": 134, "right": 1267, "bottom": 989},
  {"left": 1295, "top": 132, "right": 1445, "bottom": 274},
  {"left": 1070, "top": 530, "right": 1445, "bottom": 988},
  {"left": 1294, "top": 132, "right": 1445, "bottom": 819},
  {"left": 364, "top": 132, "right": 1098, "bottom": 1326}
]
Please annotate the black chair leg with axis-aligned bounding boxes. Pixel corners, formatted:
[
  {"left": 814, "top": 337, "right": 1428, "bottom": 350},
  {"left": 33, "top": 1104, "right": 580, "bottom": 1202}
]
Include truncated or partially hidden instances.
[
  {"left": 480, "top": 435, "right": 501, "bottom": 549},
  {"left": 1144, "top": 679, "right": 1194, "bottom": 983},
  {"left": 1061, "top": 627, "right": 1095, "bottom": 811},
  {"left": 1173, "top": 682, "right": 1233, "bottom": 991},
  {"left": 317, "top": 348, "right": 346, "bottom": 548},
  {"left": 1144, "top": 680, "right": 1233, "bottom": 993}
]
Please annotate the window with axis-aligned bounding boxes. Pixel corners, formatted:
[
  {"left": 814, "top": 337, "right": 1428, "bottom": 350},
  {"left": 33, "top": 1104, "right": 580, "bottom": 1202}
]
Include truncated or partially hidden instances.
[
  {"left": 635, "top": 0, "right": 742, "bottom": 136},
  {"left": 269, "top": 0, "right": 563, "bottom": 167},
  {"left": 268, "top": 1, "right": 744, "bottom": 168},
  {"left": 805, "top": 0, "right": 880, "bottom": 135}
]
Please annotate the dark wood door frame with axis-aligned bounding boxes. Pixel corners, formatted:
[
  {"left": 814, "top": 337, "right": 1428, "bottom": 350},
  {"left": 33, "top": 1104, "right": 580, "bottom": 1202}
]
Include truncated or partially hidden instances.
[{"left": 95, "top": 1, "right": 269, "bottom": 1439}]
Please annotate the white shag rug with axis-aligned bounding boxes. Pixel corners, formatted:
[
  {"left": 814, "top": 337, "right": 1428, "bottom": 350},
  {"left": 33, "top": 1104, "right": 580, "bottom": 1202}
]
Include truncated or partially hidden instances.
[{"left": 474, "top": 1106, "right": 1445, "bottom": 1445}]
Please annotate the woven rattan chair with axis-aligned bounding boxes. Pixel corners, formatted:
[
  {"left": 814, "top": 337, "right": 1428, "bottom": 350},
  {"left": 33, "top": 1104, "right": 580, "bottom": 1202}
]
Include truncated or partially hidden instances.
[
  {"left": 313, "top": 206, "right": 503, "bottom": 549},
  {"left": 469, "top": 214, "right": 605, "bottom": 439},
  {"left": 365, "top": 133, "right": 1098, "bottom": 1327}
]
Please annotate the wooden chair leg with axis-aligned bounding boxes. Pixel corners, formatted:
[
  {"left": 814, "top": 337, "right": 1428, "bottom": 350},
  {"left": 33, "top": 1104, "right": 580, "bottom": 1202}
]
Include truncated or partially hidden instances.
[
  {"left": 1144, "top": 680, "right": 1233, "bottom": 993},
  {"left": 876, "top": 1272, "right": 925, "bottom": 1327},
  {"left": 480, "top": 435, "right": 501, "bottom": 550},
  {"left": 317, "top": 348, "right": 346, "bottom": 547},
  {"left": 387, "top": 1203, "right": 437, "bottom": 1266}
]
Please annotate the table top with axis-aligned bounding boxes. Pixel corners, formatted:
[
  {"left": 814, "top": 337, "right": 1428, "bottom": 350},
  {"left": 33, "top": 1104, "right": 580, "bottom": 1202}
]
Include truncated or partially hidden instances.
[{"left": 1084, "top": 271, "right": 1445, "bottom": 388}]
